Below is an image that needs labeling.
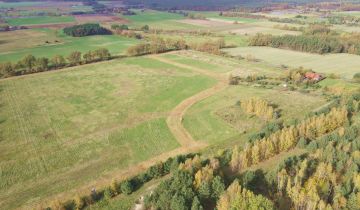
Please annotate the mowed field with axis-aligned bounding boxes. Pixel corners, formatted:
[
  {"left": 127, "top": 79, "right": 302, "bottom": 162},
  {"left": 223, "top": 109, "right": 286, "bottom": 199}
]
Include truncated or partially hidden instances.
[
  {"left": 0, "top": 29, "right": 140, "bottom": 62},
  {"left": 160, "top": 51, "right": 327, "bottom": 145},
  {"left": 122, "top": 10, "right": 201, "bottom": 30},
  {"left": 0, "top": 55, "right": 217, "bottom": 209},
  {"left": 183, "top": 85, "right": 327, "bottom": 144},
  {"left": 225, "top": 47, "right": 360, "bottom": 79},
  {"left": 5, "top": 16, "right": 76, "bottom": 26},
  {"left": 0, "top": 1, "right": 42, "bottom": 8}
]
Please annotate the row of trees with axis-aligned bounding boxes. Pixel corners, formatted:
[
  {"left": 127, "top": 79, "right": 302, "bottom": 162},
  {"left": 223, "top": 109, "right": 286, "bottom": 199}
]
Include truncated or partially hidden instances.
[
  {"left": 126, "top": 37, "right": 188, "bottom": 56},
  {"left": 220, "top": 12, "right": 266, "bottom": 20},
  {"left": 230, "top": 107, "right": 348, "bottom": 172},
  {"left": 250, "top": 28, "right": 360, "bottom": 55},
  {"left": 127, "top": 37, "right": 226, "bottom": 56},
  {"left": 250, "top": 33, "right": 346, "bottom": 54},
  {"left": 63, "top": 23, "right": 112, "bottom": 37},
  {"left": 0, "top": 48, "right": 111, "bottom": 78},
  {"left": 240, "top": 98, "right": 278, "bottom": 120}
]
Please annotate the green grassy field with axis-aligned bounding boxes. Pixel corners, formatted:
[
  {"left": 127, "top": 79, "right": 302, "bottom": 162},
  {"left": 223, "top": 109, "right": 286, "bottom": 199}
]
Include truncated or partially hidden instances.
[
  {"left": 123, "top": 10, "right": 201, "bottom": 30},
  {"left": 200, "top": 11, "right": 259, "bottom": 23},
  {"left": 0, "top": 56, "right": 216, "bottom": 209},
  {"left": 0, "top": 29, "right": 140, "bottom": 62},
  {"left": 183, "top": 85, "right": 327, "bottom": 144},
  {"left": 225, "top": 46, "right": 360, "bottom": 79},
  {"left": 5, "top": 16, "right": 75, "bottom": 26},
  {"left": 0, "top": 1, "right": 41, "bottom": 8}
]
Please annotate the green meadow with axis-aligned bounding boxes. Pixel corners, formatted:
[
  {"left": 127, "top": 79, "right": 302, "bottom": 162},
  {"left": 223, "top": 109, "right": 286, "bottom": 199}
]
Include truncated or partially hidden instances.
[
  {"left": 201, "top": 11, "right": 259, "bottom": 23},
  {"left": 5, "top": 16, "right": 76, "bottom": 26},
  {"left": 183, "top": 84, "right": 327, "bottom": 144},
  {"left": 123, "top": 10, "right": 200, "bottom": 30},
  {"left": 0, "top": 56, "right": 216, "bottom": 209},
  {"left": 225, "top": 46, "right": 360, "bottom": 79},
  {"left": 0, "top": 29, "right": 140, "bottom": 62},
  {"left": 0, "top": 1, "right": 41, "bottom": 8}
]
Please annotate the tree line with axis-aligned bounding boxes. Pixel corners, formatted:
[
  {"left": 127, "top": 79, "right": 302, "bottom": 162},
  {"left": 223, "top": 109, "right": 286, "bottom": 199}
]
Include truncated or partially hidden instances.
[
  {"left": 0, "top": 48, "right": 111, "bottom": 78},
  {"left": 249, "top": 25, "right": 360, "bottom": 55},
  {"left": 127, "top": 37, "right": 226, "bottom": 56}
]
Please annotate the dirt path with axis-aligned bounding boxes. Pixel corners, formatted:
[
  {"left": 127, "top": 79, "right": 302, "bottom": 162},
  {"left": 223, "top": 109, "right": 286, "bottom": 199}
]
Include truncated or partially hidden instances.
[{"left": 151, "top": 55, "right": 229, "bottom": 148}]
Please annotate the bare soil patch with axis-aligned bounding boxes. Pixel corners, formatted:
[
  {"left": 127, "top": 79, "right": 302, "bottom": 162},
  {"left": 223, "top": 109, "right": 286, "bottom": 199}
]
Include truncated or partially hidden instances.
[
  {"left": 74, "top": 14, "right": 129, "bottom": 24},
  {"left": 230, "top": 26, "right": 300, "bottom": 35},
  {"left": 26, "top": 23, "right": 75, "bottom": 29}
]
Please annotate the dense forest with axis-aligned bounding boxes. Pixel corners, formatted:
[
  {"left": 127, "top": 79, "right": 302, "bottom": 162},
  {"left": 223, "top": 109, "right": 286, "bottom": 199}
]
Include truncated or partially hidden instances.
[
  {"left": 250, "top": 25, "right": 360, "bottom": 55},
  {"left": 63, "top": 23, "right": 112, "bottom": 37}
]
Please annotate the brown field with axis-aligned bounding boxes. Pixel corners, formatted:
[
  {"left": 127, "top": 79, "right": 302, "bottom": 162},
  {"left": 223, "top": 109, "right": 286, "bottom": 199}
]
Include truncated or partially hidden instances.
[
  {"left": 74, "top": 14, "right": 129, "bottom": 24},
  {"left": 27, "top": 23, "right": 75, "bottom": 29},
  {"left": 228, "top": 24, "right": 301, "bottom": 35},
  {"left": 177, "top": 19, "right": 232, "bottom": 27},
  {"left": 21, "top": 1, "right": 85, "bottom": 13},
  {"left": 0, "top": 29, "right": 60, "bottom": 53}
]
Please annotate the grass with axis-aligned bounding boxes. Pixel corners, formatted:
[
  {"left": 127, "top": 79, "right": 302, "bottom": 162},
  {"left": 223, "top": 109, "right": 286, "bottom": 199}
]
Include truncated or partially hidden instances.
[
  {"left": 87, "top": 176, "right": 166, "bottom": 210},
  {"left": 0, "top": 29, "right": 140, "bottom": 62},
  {"left": 201, "top": 11, "right": 259, "bottom": 23},
  {"left": 183, "top": 85, "right": 327, "bottom": 144},
  {"left": 161, "top": 53, "right": 234, "bottom": 73},
  {"left": 225, "top": 46, "right": 360, "bottom": 79},
  {"left": 164, "top": 50, "right": 284, "bottom": 78},
  {"left": 319, "top": 78, "right": 360, "bottom": 94},
  {"left": 122, "top": 10, "right": 200, "bottom": 30},
  {"left": 0, "top": 29, "right": 60, "bottom": 53},
  {"left": 0, "top": 1, "right": 41, "bottom": 8},
  {"left": 0, "top": 56, "right": 216, "bottom": 209},
  {"left": 5, "top": 16, "right": 75, "bottom": 26}
]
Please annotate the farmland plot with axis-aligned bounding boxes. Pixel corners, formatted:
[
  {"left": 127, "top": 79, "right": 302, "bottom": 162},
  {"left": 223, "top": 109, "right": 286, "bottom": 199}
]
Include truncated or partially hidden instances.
[{"left": 0, "top": 56, "right": 216, "bottom": 209}]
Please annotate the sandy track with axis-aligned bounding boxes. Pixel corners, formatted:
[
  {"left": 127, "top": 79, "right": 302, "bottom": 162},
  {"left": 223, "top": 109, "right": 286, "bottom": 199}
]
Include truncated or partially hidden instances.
[{"left": 152, "top": 55, "right": 228, "bottom": 148}]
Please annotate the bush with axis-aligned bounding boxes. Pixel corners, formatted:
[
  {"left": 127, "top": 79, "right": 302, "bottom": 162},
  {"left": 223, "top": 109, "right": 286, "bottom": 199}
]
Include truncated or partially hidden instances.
[
  {"left": 296, "top": 137, "right": 308, "bottom": 148},
  {"left": 74, "top": 194, "right": 85, "bottom": 210},
  {"left": 353, "top": 73, "right": 360, "bottom": 82},
  {"left": 120, "top": 180, "right": 134, "bottom": 195}
]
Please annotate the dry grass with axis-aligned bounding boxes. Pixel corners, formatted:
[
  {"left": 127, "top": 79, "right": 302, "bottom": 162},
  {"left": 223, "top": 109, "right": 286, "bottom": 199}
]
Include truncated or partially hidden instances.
[
  {"left": 225, "top": 46, "right": 360, "bottom": 79},
  {"left": 0, "top": 29, "right": 59, "bottom": 53},
  {"left": 74, "top": 14, "right": 129, "bottom": 24}
]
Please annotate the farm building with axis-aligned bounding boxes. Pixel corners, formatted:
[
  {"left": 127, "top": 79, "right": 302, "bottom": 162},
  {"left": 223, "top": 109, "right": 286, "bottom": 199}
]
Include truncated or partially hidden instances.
[{"left": 304, "top": 72, "right": 324, "bottom": 82}]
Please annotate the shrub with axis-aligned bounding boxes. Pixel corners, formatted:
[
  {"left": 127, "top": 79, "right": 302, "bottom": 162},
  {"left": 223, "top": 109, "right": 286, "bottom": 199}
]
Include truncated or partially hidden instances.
[
  {"left": 353, "top": 73, "right": 360, "bottom": 82},
  {"left": 74, "top": 194, "right": 85, "bottom": 210},
  {"left": 120, "top": 180, "right": 134, "bottom": 195}
]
